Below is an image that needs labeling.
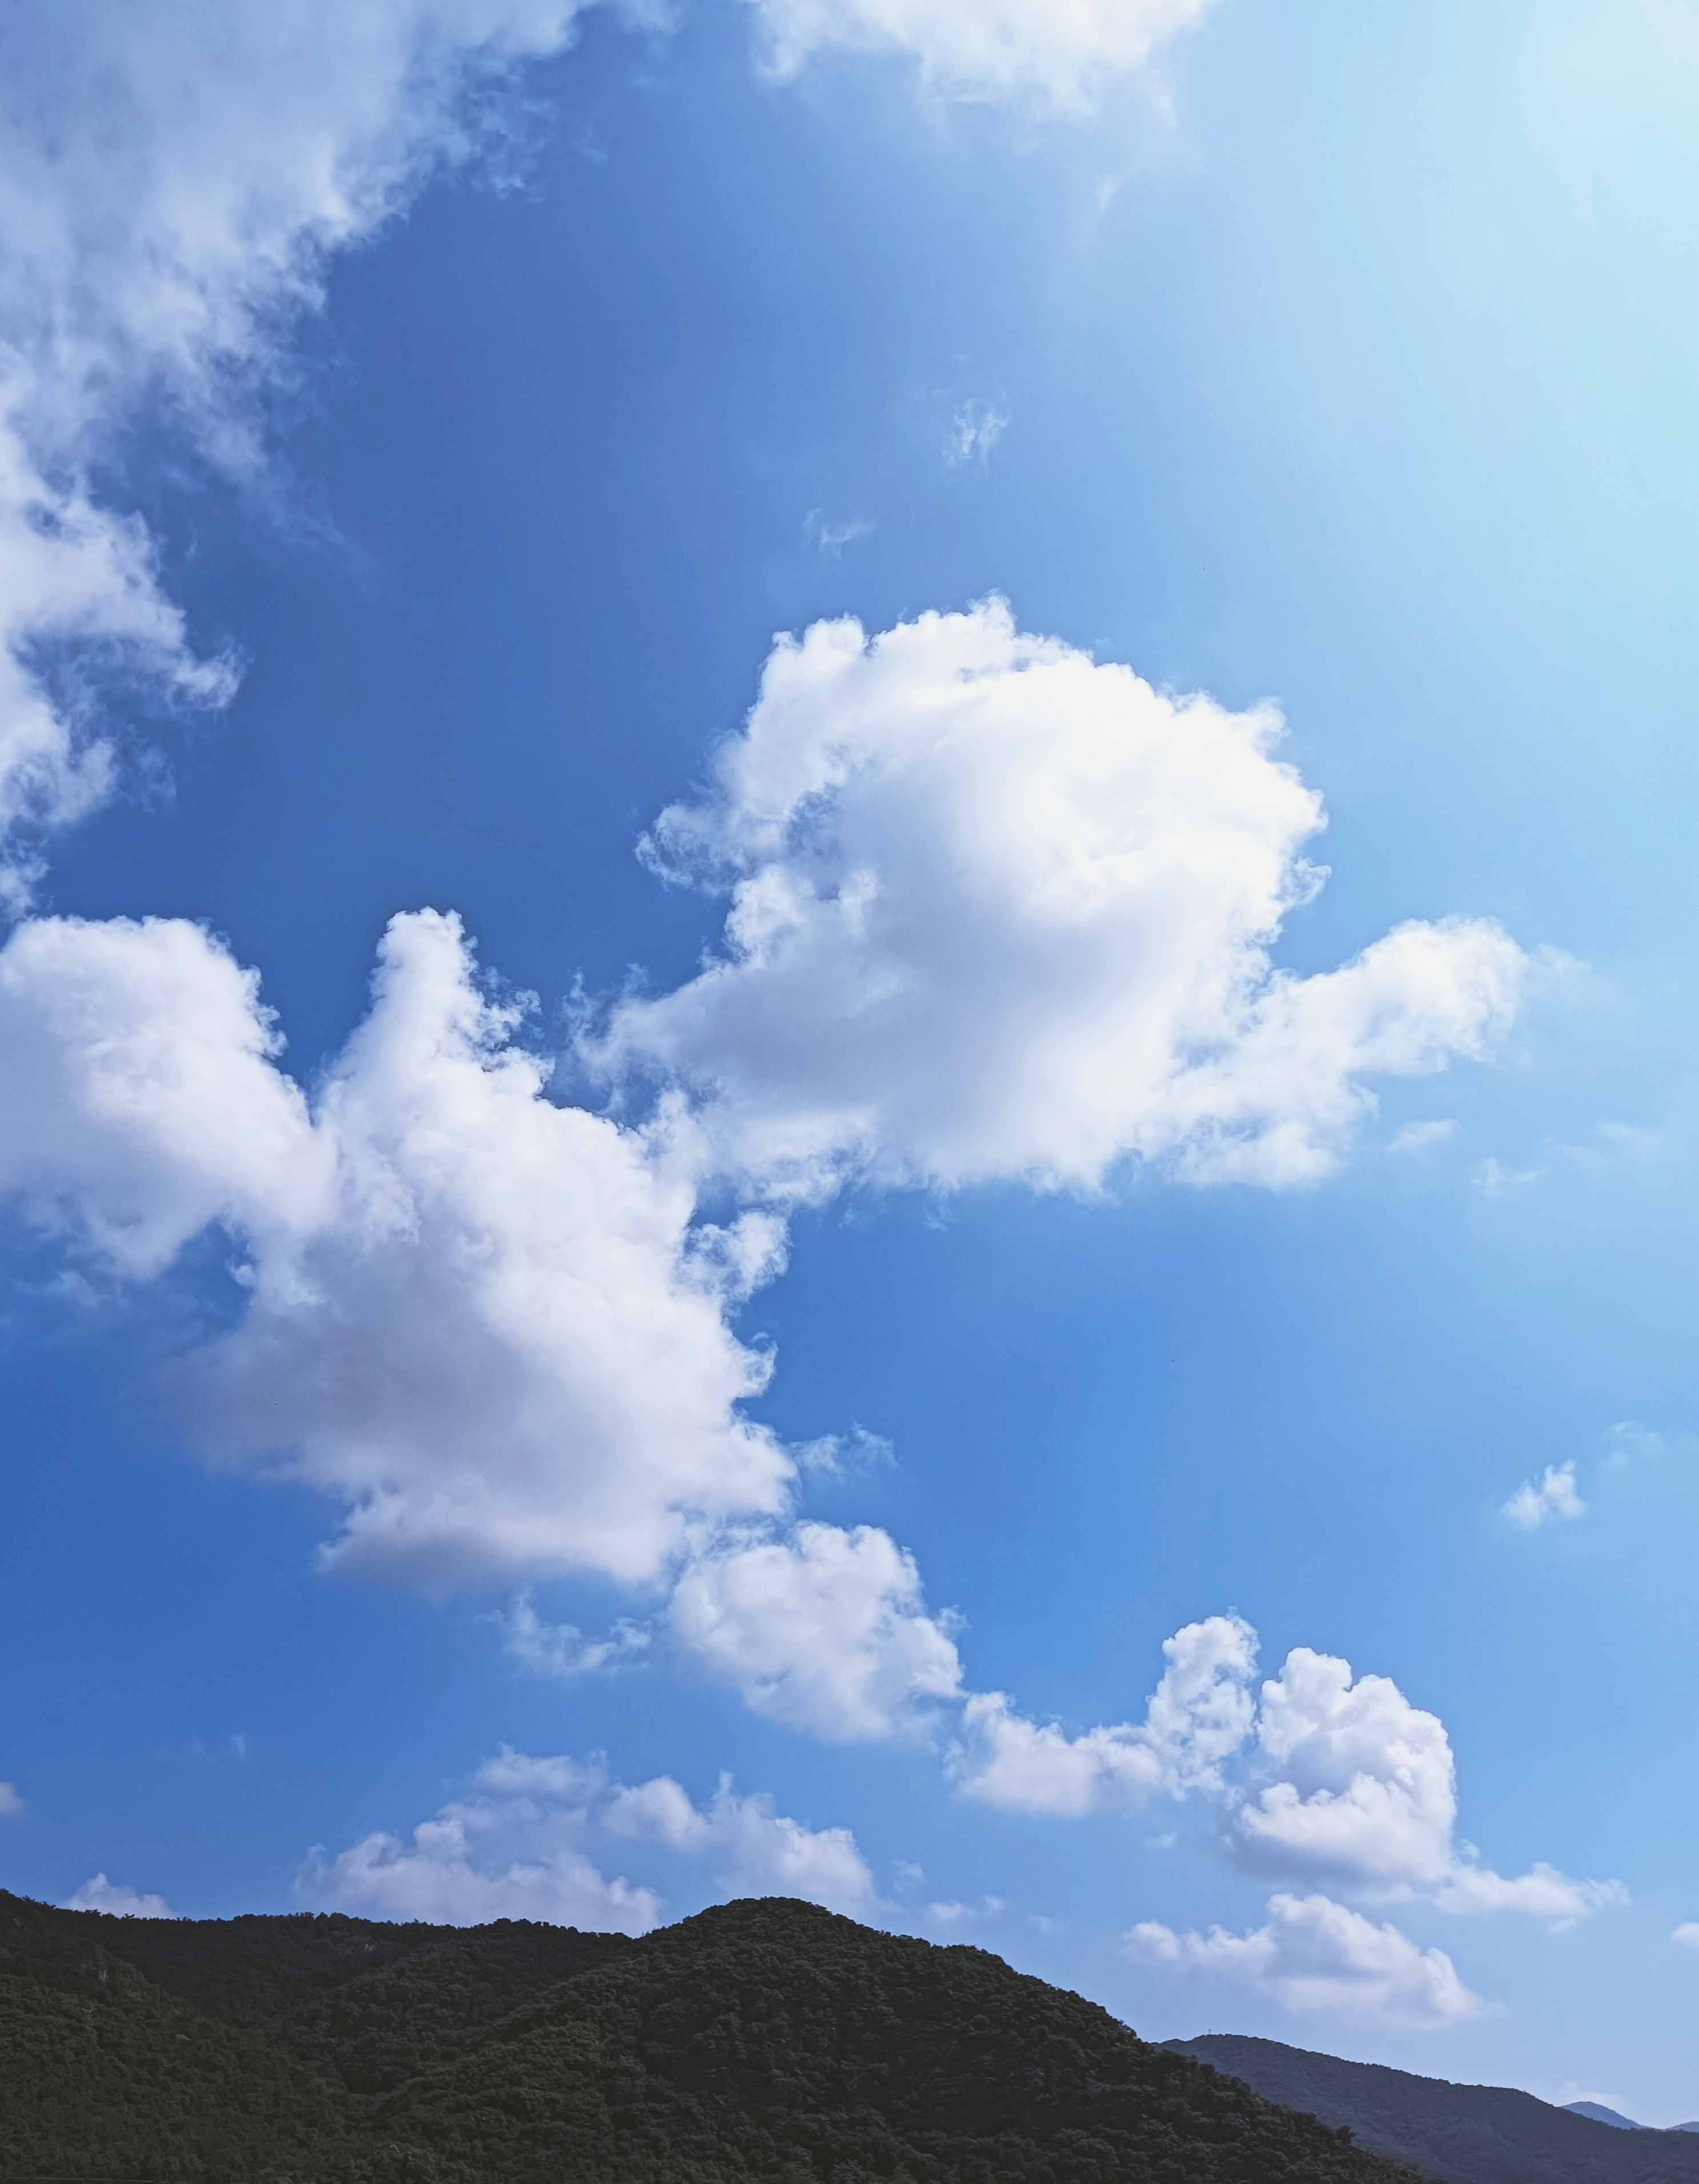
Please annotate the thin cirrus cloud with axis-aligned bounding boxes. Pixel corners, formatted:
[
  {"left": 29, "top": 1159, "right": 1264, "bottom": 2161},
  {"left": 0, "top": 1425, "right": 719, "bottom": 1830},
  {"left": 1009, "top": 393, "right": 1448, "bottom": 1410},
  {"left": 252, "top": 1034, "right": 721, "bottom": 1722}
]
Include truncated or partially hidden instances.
[
  {"left": 0, "top": 0, "right": 645, "bottom": 895},
  {"left": 1128, "top": 1892, "right": 1484, "bottom": 2028},
  {"left": 300, "top": 1747, "right": 877, "bottom": 1927},
  {"left": 747, "top": 0, "right": 1218, "bottom": 109}
]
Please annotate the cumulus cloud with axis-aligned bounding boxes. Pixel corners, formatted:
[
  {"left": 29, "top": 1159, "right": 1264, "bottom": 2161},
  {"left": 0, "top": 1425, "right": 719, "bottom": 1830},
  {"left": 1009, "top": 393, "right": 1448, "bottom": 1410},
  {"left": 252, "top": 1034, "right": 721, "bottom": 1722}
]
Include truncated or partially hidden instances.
[
  {"left": 948, "top": 1614, "right": 1257, "bottom": 1815},
  {"left": 1502, "top": 1462, "right": 1586, "bottom": 1531},
  {"left": 747, "top": 0, "right": 1216, "bottom": 109},
  {"left": 1225, "top": 1644, "right": 1622, "bottom": 1922},
  {"left": 0, "top": 907, "right": 792, "bottom": 1586},
  {"left": 303, "top": 1745, "right": 875, "bottom": 1925},
  {"left": 949, "top": 1617, "right": 1620, "bottom": 1932},
  {"left": 1128, "top": 1892, "right": 1484, "bottom": 2027},
  {"left": 604, "top": 1772, "right": 877, "bottom": 1912},
  {"left": 1231, "top": 1647, "right": 1459, "bottom": 1889},
  {"left": 595, "top": 602, "right": 1529, "bottom": 1202},
  {"left": 300, "top": 1751, "right": 661, "bottom": 1929},
  {"left": 0, "top": 1, "right": 626, "bottom": 886},
  {"left": 65, "top": 1874, "right": 176, "bottom": 1918},
  {"left": 1674, "top": 1923, "right": 1699, "bottom": 1948},
  {"left": 669, "top": 1521, "right": 963, "bottom": 1740}
]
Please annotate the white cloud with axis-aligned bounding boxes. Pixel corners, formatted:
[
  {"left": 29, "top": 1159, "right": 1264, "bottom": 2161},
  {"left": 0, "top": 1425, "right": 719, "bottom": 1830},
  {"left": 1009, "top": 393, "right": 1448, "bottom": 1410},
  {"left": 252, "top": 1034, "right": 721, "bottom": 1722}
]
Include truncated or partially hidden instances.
[
  {"left": 1502, "top": 1462, "right": 1586, "bottom": 1531},
  {"left": 924, "top": 1895, "right": 1004, "bottom": 1924},
  {"left": 1128, "top": 1892, "right": 1484, "bottom": 2027},
  {"left": 1229, "top": 1645, "right": 1622, "bottom": 1921},
  {"left": 946, "top": 398, "right": 1008, "bottom": 467},
  {"left": 604, "top": 1771, "right": 877, "bottom": 1912},
  {"left": 301, "top": 1751, "right": 661, "bottom": 1930},
  {"left": 0, "top": 0, "right": 615, "bottom": 885},
  {"left": 492, "top": 1595, "right": 652, "bottom": 1677},
  {"left": 0, "top": 1781, "right": 22, "bottom": 1817},
  {"left": 747, "top": 0, "right": 1216, "bottom": 109},
  {"left": 804, "top": 509, "right": 875, "bottom": 555},
  {"left": 1233, "top": 1647, "right": 1459, "bottom": 1889},
  {"left": 65, "top": 1874, "right": 176, "bottom": 1918},
  {"left": 1388, "top": 1119, "right": 1455, "bottom": 1153},
  {"left": 311, "top": 1745, "right": 876, "bottom": 1923},
  {"left": 595, "top": 601, "right": 1529, "bottom": 1202},
  {"left": 669, "top": 1520, "right": 963, "bottom": 1740},
  {"left": 1674, "top": 1923, "right": 1699, "bottom": 1948},
  {"left": 948, "top": 1613, "right": 1257, "bottom": 1815},
  {"left": 0, "top": 907, "right": 792, "bottom": 1587}
]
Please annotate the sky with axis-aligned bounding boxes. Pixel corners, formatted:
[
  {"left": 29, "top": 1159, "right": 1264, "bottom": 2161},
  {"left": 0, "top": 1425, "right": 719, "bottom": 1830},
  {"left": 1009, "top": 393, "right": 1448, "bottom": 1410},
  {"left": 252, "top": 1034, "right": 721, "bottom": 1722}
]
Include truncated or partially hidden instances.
[{"left": 3, "top": 0, "right": 1699, "bottom": 2127}]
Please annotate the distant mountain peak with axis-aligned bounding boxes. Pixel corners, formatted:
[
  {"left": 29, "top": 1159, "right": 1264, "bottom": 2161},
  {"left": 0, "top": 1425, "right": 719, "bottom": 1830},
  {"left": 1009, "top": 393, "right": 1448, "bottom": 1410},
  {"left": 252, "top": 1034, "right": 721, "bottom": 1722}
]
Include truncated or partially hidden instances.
[{"left": 1564, "top": 2102, "right": 1642, "bottom": 2130}]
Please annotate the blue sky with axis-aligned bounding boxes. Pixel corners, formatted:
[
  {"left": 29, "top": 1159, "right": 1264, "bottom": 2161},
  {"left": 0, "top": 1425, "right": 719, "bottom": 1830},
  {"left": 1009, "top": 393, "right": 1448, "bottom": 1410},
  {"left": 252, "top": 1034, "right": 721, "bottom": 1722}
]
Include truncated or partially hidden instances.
[{"left": 5, "top": 0, "right": 1699, "bottom": 2125}]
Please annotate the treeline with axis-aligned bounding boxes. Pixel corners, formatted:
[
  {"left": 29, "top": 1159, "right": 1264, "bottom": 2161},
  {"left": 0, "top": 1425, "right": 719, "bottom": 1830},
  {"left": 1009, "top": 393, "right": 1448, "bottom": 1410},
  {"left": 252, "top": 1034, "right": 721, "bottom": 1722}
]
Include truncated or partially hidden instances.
[{"left": 1, "top": 1890, "right": 1426, "bottom": 2182}]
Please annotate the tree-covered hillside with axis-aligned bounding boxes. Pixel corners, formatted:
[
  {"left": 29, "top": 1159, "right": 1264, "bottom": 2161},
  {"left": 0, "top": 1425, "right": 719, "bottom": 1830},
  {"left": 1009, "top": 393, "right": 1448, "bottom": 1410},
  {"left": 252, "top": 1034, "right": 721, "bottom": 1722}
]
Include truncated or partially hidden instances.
[{"left": 2, "top": 1889, "right": 1423, "bottom": 2182}]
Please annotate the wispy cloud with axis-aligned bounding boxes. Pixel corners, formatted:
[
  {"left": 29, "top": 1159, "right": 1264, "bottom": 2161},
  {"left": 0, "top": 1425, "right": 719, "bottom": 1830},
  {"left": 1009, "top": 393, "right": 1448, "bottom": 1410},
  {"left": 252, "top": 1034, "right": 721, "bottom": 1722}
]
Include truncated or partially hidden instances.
[
  {"left": 804, "top": 508, "right": 874, "bottom": 555},
  {"left": 946, "top": 398, "right": 1009, "bottom": 468}
]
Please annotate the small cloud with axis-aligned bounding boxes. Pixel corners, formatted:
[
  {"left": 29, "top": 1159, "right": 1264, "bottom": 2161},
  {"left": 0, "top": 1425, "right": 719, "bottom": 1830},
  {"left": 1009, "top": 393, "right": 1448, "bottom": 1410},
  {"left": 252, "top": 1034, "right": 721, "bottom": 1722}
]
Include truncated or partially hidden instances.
[
  {"left": 490, "top": 1595, "right": 652, "bottom": 1680},
  {"left": 66, "top": 1874, "right": 176, "bottom": 1919},
  {"left": 804, "top": 509, "right": 874, "bottom": 556},
  {"left": 795, "top": 1425, "right": 895, "bottom": 1478},
  {"left": 1474, "top": 1157, "right": 1540, "bottom": 1197},
  {"left": 946, "top": 398, "right": 1008, "bottom": 469},
  {"left": 1501, "top": 1461, "right": 1586, "bottom": 1531},
  {"left": 1605, "top": 1421, "right": 1667, "bottom": 1469},
  {"left": 1146, "top": 1831, "right": 1177, "bottom": 1850},
  {"left": 1673, "top": 1922, "right": 1699, "bottom": 1948},
  {"left": 1389, "top": 1119, "right": 1455, "bottom": 1154},
  {"left": 926, "top": 1895, "right": 1003, "bottom": 1925},
  {"left": 1029, "top": 1912, "right": 1063, "bottom": 1935},
  {"left": 229, "top": 1733, "right": 249, "bottom": 1761},
  {"left": 1561, "top": 1121, "right": 1665, "bottom": 1170},
  {"left": 894, "top": 1859, "right": 926, "bottom": 1887},
  {"left": 0, "top": 1781, "right": 23, "bottom": 1818}
]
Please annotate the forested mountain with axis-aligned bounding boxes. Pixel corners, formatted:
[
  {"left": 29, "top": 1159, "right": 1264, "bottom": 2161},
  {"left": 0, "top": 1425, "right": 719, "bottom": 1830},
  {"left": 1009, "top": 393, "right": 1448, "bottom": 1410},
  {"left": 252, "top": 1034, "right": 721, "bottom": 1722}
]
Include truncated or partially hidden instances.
[
  {"left": 1163, "top": 2036, "right": 1699, "bottom": 2184},
  {"left": 1, "top": 1888, "right": 1421, "bottom": 2182}
]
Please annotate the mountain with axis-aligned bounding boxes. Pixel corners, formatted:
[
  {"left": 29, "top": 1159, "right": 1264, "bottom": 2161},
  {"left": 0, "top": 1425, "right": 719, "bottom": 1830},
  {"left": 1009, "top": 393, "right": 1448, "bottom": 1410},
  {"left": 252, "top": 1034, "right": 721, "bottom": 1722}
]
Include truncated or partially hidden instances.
[
  {"left": 1562, "top": 2111, "right": 1699, "bottom": 2138},
  {"left": 0, "top": 1888, "right": 1426, "bottom": 2183},
  {"left": 1163, "top": 2035, "right": 1699, "bottom": 2184}
]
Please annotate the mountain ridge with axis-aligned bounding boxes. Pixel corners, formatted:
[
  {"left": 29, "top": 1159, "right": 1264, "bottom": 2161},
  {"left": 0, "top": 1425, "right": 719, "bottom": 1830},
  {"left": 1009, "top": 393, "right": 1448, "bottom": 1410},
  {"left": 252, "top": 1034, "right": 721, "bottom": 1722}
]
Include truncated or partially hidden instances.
[
  {"left": 2, "top": 1888, "right": 1423, "bottom": 2182},
  {"left": 1163, "top": 2034, "right": 1699, "bottom": 2184}
]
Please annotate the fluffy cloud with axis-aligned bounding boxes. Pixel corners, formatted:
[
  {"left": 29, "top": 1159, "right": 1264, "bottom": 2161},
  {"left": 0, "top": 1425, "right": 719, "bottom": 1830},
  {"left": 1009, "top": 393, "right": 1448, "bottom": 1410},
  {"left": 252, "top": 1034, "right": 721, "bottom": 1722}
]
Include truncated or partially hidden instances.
[
  {"left": 0, "top": 0, "right": 611, "bottom": 885},
  {"left": 65, "top": 1874, "right": 176, "bottom": 1918},
  {"left": 1128, "top": 1892, "right": 1483, "bottom": 2027},
  {"left": 1231, "top": 1647, "right": 1458, "bottom": 1889},
  {"left": 604, "top": 1773, "right": 877, "bottom": 1912},
  {"left": 0, "top": 907, "right": 791, "bottom": 1585},
  {"left": 747, "top": 0, "right": 1215, "bottom": 109},
  {"left": 949, "top": 1617, "right": 1621, "bottom": 1931},
  {"left": 1674, "top": 1923, "right": 1699, "bottom": 1948},
  {"left": 302, "top": 1746, "right": 874, "bottom": 1924},
  {"left": 1226, "top": 1645, "right": 1623, "bottom": 1921},
  {"left": 949, "top": 1614, "right": 1257, "bottom": 1815},
  {"left": 669, "top": 1521, "right": 963, "bottom": 1740},
  {"left": 596, "top": 603, "right": 1528, "bottom": 1201},
  {"left": 1502, "top": 1462, "right": 1586, "bottom": 1530},
  {"left": 0, "top": 1781, "right": 23, "bottom": 1817}
]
